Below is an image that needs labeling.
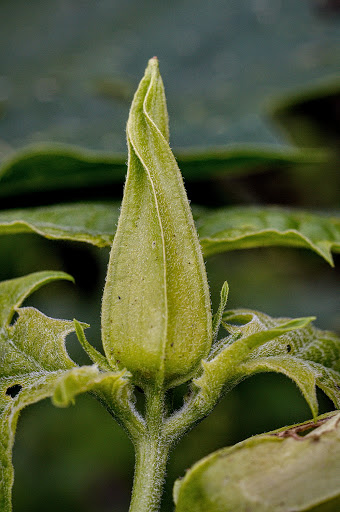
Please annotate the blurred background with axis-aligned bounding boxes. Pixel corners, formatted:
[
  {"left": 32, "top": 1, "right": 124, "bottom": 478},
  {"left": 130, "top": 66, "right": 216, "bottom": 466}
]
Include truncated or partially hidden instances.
[{"left": 0, "top": 1, "right": 339, "bottom": 511}]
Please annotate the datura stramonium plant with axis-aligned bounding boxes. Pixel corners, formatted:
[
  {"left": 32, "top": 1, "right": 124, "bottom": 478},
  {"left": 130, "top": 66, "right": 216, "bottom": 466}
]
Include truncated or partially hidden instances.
[
  {"left": 1, "top": 57, "right": 339, "bottom": 512},
  {"left": 101, "top": 57, "right": 212, "bottom": 391},
  {"left": 99, "top": 58, "right": 339, "bottom": 512}
]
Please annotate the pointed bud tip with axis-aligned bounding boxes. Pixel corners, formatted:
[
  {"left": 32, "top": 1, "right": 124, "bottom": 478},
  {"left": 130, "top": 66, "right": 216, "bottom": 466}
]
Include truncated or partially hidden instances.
[{"left": 148, "top": 56, "right": 159, "bottom": 67}]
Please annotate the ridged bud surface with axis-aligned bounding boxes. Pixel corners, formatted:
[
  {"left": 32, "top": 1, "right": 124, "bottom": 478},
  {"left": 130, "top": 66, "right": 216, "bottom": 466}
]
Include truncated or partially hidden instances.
[{"left": 101, "top": 58, "right": 212, "bottom": 389}]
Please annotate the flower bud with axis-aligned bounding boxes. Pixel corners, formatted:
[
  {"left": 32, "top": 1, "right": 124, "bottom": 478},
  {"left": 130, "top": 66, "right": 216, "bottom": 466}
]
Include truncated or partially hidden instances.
[{"left": 101, "top": 58, "right": 212, "bottom": 389}]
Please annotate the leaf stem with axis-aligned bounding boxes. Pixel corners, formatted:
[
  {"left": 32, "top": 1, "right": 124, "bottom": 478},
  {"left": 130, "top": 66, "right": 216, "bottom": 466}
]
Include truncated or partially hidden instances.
[{"left": 128, "top": 387, "right": 169, "bottom": 512}]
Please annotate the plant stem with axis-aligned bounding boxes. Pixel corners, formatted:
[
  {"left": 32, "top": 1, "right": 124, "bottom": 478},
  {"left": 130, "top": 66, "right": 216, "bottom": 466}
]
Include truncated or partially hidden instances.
[{"left": 128, "top": 388, "right": 169, "bottom": 512}]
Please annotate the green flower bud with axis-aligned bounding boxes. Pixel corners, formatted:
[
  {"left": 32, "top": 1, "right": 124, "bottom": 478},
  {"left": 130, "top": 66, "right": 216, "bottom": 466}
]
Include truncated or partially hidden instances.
[{"left": 101, "top": 58, "right": 212, "bottom": 390}]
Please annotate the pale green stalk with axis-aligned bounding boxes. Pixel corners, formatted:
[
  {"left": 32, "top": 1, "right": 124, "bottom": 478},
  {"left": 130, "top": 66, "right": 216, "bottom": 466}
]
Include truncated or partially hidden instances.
[{"left": 129, "top": 388, "right": 169, "bottom": 512}]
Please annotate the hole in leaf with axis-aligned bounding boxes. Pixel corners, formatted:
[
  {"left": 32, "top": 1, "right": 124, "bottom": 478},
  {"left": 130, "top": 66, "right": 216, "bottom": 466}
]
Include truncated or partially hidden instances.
[{"left": 6, "top": 384, "right": 22, "bottom": 398}]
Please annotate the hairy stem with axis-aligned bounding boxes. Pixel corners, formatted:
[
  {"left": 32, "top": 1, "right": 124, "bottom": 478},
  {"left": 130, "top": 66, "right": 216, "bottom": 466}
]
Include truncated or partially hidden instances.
[{"left": 128, "top": 388, "right": 169, "bottom": 512}]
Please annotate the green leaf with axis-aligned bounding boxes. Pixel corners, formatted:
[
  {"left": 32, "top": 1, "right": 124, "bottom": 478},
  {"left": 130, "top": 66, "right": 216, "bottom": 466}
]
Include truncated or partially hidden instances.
[
  {"left": 193, "top": 315, "right": 317, "bottom": 412},
  {"left": 0, "top": 272, "right": 135, "bottom": 511},
  {"left": 175, "top": 145, "right": 326, "bottom": 180},
  {"left": 192, "top": 310, "right": 340, "bottom": 420},
  {"left": 0, "top": 270, "right": 74, "bottom": 325},
  {"left": 101, "top": 58, "right": 212, "bottom": 390},
  {"left": 231, "top": 310, "right": 338, "bottom": 414},
  {"left": 52, "top": 365, "right": 132, "bottom": 408},
  {"left": 174, "top": 412, "right": 340, "bottom": 512},
  {"left": 1, "top": 307, "right": 75, "bottom": 376},
  {"left": 0, "top": 144, "right": 126, "bottom": 199},
  {"left": 0, "top": 363, "right": 134, "bottom": 512},
  {"left": 222, "top": 309, "right": 340, "bottom": 373},
  {"left": 0, "top": 143, "right": 325, "bottom": 203},
  {"left": 0, "top": 204, "right": 339, "bottom": 267},
  {"left": 232, "top": 310, "right": 340, "bottom": 415},
  {"left": 197, "top": 205, "right": 340, "bottom": 265},
  {"left": 1, "top": 372, "right": 69, "bottom": 512},
  {"left": 0, "top": 272, "right": 76, "bottom": 511},
  {"left": 0, "top": 202, "right": 119, "bottom": 247}
]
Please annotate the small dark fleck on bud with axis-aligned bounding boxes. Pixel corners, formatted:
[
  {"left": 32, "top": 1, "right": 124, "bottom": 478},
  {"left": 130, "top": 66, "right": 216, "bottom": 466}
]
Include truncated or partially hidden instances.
[{"left": 287, "top": 344, "right": 292, "bottom": 353}]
